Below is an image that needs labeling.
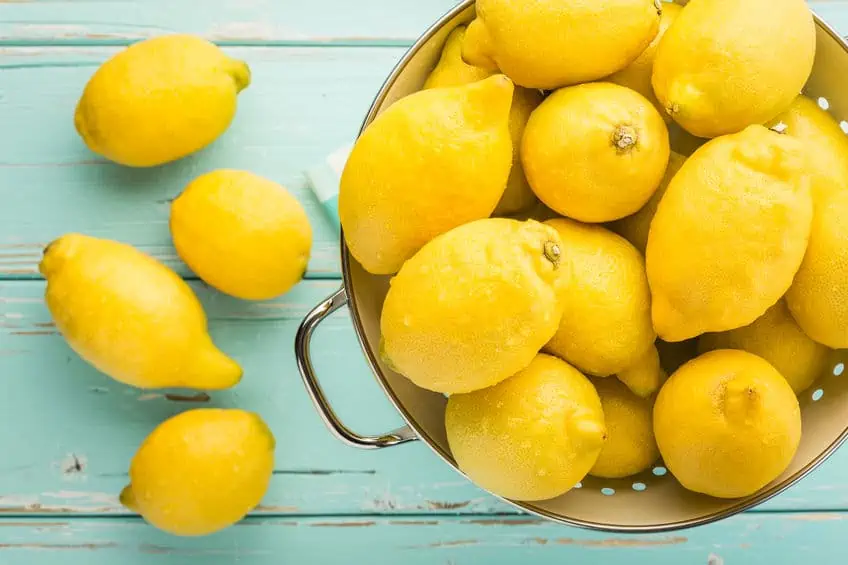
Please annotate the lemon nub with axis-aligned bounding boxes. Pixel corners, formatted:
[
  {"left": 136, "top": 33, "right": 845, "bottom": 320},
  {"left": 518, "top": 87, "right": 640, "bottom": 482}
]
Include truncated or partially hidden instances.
[
  {"left": 543, "top": 241, "right": 562, "bottom": 269},
  {"left": 612, "top": 125, "right": 638, "bottom": 153}
]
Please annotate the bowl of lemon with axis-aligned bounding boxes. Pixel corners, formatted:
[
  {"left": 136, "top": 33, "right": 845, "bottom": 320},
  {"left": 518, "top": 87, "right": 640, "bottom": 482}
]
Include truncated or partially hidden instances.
[{"left": 296, "top": 0, "right": 848, "bottom": 532}]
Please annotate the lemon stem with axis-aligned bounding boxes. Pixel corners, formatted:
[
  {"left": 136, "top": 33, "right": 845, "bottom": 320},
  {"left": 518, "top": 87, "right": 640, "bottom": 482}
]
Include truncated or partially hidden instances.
[
  {"left": 543, "top": 241, "right": 562, "bottom": 269},
  {"left": 119, "top": 485, "right": 138, "bottom": 511},
  {"left": 724, "top": 381, "right": 759, "bottom": 424},
  {"left": 612, "top": 125, "right": 638, "bottom": 154},
  {"left": 654, "top": 0, "right": 663, "bottom": 15}
]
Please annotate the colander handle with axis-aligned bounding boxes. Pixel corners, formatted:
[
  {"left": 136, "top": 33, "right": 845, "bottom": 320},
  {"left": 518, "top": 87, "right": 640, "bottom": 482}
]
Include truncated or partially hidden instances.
[{"left": 295, "top": 286, "right": 418, "bottom": 450}]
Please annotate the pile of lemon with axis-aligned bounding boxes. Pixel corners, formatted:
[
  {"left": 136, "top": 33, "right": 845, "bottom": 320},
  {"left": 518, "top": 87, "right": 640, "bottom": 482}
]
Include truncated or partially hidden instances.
[
  {"left": 45, "top": 36, "right": 313, "bottom": 536},
  {"left": 340, "top": 0, "right": 848, "bottom": 504}
]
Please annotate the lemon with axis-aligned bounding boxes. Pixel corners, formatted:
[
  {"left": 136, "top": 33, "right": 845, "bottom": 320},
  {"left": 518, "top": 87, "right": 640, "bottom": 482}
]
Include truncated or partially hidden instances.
[
  {"left": 381, "top": 218, "right": 567, "bottom": 394},
  {"left": 768, "top": 95, "right": 848, "bottom": 201},
  {"left": 39, "top": 234, "right": 241, "bottom": 390},
  {"left": 590, "top": 378, "right": 659, "bottom": 479},
  {"left": 120, "top": 409, "right": 275, "bottom": 536},
  {"left": 170, "top": 170, "right": 312, "bottom": 301},
  {"left": 543, "top": 218, "right": 655, "bottom": 377},
  {"left": 463, "top": 0, "right": 660, "bottom": 89},
  {"left": 339, "top": 75, "right": 513, "bottom": 275},
  {"left": 423, "top": 32, "right": 541, "bottom": 216},
  {"left": 523, "top": 82, "right": 669, "bottom": 223},
  {"left": 611, "top": 151, "right": 685, "bottom": 254},
  {"left": 616, "top": 344, "right": 667, "bottom": 399},
  {"left": 652, "top": 0, "right": 815, "bottom": 138},
  {"left": 699, "top": 301, "right": 831, "bottom": 395},
  {"left": 75, "top": 34, "right": 250, "bottom": 167},
  {"left": 423, "top": 26, "right": 493, "bottom": 89},
  {"left": 607, "top": 2, "right": 682, "bottom": 121},
  {"left": 786, "top": 190, "right": 848, "bottom": 349},
  {"left": 654, "top": 350, "right": 801, "bottom": 498},
  {"left": 647, "top": 125, "right": 812, "bottom": 342},
  {"left": 446, "top": 354, "right": 605, "bottom": 501},
  {"left": 495, "top": 87, "right": 544, "bottom": 216}
]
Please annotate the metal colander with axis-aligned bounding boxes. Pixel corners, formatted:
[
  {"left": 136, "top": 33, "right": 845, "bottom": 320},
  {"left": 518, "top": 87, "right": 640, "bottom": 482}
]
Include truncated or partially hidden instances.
[{"left": 296, "top": 0, "right": 848, "bottom": 533}]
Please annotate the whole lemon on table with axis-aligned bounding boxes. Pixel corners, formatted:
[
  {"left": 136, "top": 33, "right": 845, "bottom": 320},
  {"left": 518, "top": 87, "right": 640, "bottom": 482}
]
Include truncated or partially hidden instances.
[
  {"left": 121, "top": 408, "right": 275, "bottom": 536},
  {"left": 768, "top": 95, "right": 848, "bottom": 201},
  {"left": 522, "top": 82, "right": 669, "bottom": 223},
  {"left": 40, "top": 234, "right": 241, "bottom": 390},
  {"left": 75, "top": 34, "right": 250, "bottom": 167},
  {"left": 339, "top": 75, "right": 513, "bottom": 275},
  {"left": 616, "top": 344, "right": 667, "bottom": 399},
  {"left": 786, "top": 190, "right": 848, "bottom": 349},
  {"left": 170, "top": 170, "right": 312, "bottom": 301},
  {"left": 381, "top": 218, "right": 567, "bottom": 395},
  {"left": 652, "top": 0, "right": 815, "bottom": 138},
  {"left": 543, "top": 218, "right": 655, "bottom": 377},
  {"left": 446, "top": 354, "right": 606, "bottom": 502},
  {"left": 654, "top": 350, "right": 801, "bottom": 498},
  {"left": 699, "top": 301, "right": 832, "bottom": 395},
  {"left": 647, "top": 125, "right": 813, "bottom": 342},
  {"left": 462, "top": 0, "right": 660, "bottom": 89},
  {"left": 611, "top": 151, "right": 686, "bottom": 255},
  {"left": 607, "top": 2, "right": 682, "bottom": 121},
  {"left": 423, "top": 29, "right": 542, "bottom": 216},
  {"left": 590, "top": 378, "right": 659, "bottom": 480}
]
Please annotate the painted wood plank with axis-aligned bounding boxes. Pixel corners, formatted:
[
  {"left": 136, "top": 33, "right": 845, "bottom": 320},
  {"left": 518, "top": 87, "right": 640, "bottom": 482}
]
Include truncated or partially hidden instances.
[
  {"left": 0, "top": 513, "right": 845, "bottom": 564},
  {"left": 0, "top": 0, "right": 461, "bottom": 46},
  {"left": 0, "top": 46, "right": 411, "bottom": 278},
  {"left": 0, "top": 1, "right": 844, "bottom": 45},
  {"left": 1, "top": 279, "right": 848, "bottom": 516}
]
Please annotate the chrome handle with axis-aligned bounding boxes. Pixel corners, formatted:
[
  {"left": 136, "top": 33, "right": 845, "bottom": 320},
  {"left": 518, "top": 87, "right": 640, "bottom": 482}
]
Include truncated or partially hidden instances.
[{"left": 295, "top": 286, "right": 418, "bottom": 449}]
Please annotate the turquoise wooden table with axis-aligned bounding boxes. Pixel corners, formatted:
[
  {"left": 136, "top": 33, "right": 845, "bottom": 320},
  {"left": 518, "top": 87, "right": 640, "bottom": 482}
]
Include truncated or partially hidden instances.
[{"left": 2, "top": 1, "right": 848, "bottom": 563}]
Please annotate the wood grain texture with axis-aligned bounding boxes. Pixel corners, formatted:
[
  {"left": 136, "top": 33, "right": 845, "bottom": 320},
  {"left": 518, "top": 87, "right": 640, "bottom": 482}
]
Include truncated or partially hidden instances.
[
  {"left": 0, "top": 1, "right": 843, "bottom": 45},
  {"left": 2, "top": 280, "right": 848, "bottom": 516},
  {"left": 0, "top": 46, "right": 411, "bottom": 278},
  {"left": 0, "top": 513, "right": 845, "bottom": 564}
]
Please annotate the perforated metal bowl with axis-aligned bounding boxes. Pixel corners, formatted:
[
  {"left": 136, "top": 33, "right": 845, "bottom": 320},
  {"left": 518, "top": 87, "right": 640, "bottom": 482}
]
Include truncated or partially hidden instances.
[{"left": 296, "top": 0, "right": 848, "bottom": 532}]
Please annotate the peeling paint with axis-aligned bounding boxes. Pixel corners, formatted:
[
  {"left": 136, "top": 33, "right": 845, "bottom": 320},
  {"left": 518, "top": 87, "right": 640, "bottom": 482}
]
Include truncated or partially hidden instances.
[
  {"left": 426, "top": 500, "right": 471, "bottom": 510},
  {"left": 388, "top": 520, "right": 440, "bottom": 526},
  {"left": 464, "top": 518, "right": 542, "bottom": 526},
  {"left": 0, "top": 543, "right": 117, "bottom": 551},
  {"left": 310, "top": 521, "right": 376, "bottom": 528},
  {"left": 253, "top": 505, "right": 299, "bottom": 513},
  {"left": 554, "top": 537, "right": 688, "bottom": 547},
  {"left": 787, "top": 513, "right": 846, "bottom": 521},
  {"left": 406, "top": 539, "right": 479, "bottom": 549}
]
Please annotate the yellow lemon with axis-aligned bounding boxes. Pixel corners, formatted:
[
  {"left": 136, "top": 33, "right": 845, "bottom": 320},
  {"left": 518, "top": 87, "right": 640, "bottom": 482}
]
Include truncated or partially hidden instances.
[
  {"left": 339, "top": 75, "right": 513, "bottom": 275},
  {"left": 611, "top": 151, "right": 685, "bottom": 254},
  {"left": 699, "top": 301, "right": 831, "bottom": 395},
  {"left": 446, "top": 354, "right": 606, "bottom": 501},
  {"left": 423, "top": 26, "right": 493, "bottom": 89},
  {"left": 654, "top": 350, "right": 801, "bottom": 498},
  {"left": 768, "top": 95, "right": 848, "bottom": 201},
  {"left": 495, "top": 87, "right": 544, "bottom": 216},
  {"left": 652, "top": 0, "right": 815, "bottom": 138},
  {"left": 381, "top": 218, "right": 567, "bottom": 394},
  {"left": 170, "top": 170, "right": 312, "bottom": 301},
  {"left": 647, "top": 125, "right": 812, "bottom": 342},
  {"left": 590, "top": 378, "right": 659, "bottom": 479},
  {"left": 75, "top": 34, "right": 250, "bottom": 167},
  {"left": 786, "top": 190, "right": 848, "bottom": 348},
  {"left": 607, "top": 2, "right": 682, "bottom": 121},
  {"left": 463, "top": 0, "right": 660, "bottom": 89},
  {"left": 40, "top": 234, "right": 241, "bottom": 390},
  {"left": 544, "top": 218, "right": 655, "bottom": 377},
  {"left": 523, "top": 82, "right": 669, "bottom": 223},
  {"left": 120, "top": 409, "right": 274, "bottom": 536},
  {"left": 423, "top": 32, "right": 541, "bottom": 216},
  {"left": 616, "top": 344, "right": 667, "bottom": 399}
]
